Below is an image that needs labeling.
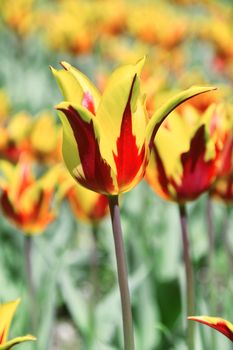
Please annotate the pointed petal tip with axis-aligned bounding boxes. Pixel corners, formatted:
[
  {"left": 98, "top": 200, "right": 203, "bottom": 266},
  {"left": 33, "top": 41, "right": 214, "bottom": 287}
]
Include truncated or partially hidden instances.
[
  {"left": 135, "top": 56, "right": 146, "bottom": 74},
  {"left": 25, "top": 335, "right": 37, "bottom": 341},
  {"left": 49, "top": 65, "right": 57, "bottom": 76},
  {"left": 54, "top": 102, "right": 70, "bottom": 111},
  {"left": 60, "top": 61, "right": 70, "bottom": 70},
  {"left": 189, "top": 85, "right": 217, "bottom": 93},
  {"left": 188, "top": 316, "right": 200, "bottom": 321}
]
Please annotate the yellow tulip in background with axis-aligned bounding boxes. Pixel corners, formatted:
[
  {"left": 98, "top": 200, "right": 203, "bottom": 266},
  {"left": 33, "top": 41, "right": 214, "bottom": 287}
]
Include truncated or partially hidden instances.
[{"left": 0, "top": 299, "right": 35, "bottom": 349}]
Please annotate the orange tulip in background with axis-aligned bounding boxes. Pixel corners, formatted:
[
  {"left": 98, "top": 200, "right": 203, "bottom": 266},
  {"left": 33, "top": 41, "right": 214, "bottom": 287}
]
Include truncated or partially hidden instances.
[{"left": 0, "top": 159, "right": 57, "bottom": 234}]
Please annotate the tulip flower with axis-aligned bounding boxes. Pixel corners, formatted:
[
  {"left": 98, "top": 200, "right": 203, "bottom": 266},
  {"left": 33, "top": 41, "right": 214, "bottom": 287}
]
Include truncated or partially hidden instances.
[
  {"left": 63, "top": 180, "right": 108, "bottom": 224},
  {"left": 146, "top": 103, "right": 225, "bottom": 203},
  {"left": 0, "top": 160, "right": 58, "bottom": 330},
  {"left": 0, "top": 0, "right": 36, "bottom": 38},
  {"left": 0, "top": 298, "right": 36, "bottom": 349},
  {"left": 0, "top": 160, "right": 56, "bottom": 234},
  {"left": 146, "top": 102, "right": 224, "bottom": 350},
  {"left": 51, "top": 57, "right": 215, "bottom": 350},
  {"left": 0, "top": 112, "right": 31, "bottom": 163},
  {"left": 51, "top": 58, "right": 215, "bottom": 196},
  {"left": 29, "top": 111, "right": 62, "bottom": 164},
  {"left": 210, "top": 110, "right": 233, "bottom": 203},
  {"left": 188, "top": 316, "right": 233, "bottom": 342}
]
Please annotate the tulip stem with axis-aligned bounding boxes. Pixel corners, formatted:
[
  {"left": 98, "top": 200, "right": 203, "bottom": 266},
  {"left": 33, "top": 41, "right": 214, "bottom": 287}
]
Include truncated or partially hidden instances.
[
  {"left": 24, "top": 235, "right": 37, "bottom": 332},
  {"left": 108, "top": 195, "right": 135, "bottom": 350},
  {"left": 206, "top": 197, "right": 217, "bottom": 350},
  {"left": 178, "top": 204, "right": 195, "bottom": 350},
  {"left": 223, "top": 205, "right": 233, "bottom": 274},
  {"left": 206, "top": 197, "right": 215, "bottom": 268}
]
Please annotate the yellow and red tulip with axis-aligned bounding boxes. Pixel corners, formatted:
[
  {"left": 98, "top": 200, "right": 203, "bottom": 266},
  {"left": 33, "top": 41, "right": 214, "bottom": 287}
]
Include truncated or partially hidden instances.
[
  {"left": 146, "top": 103, "right": 224, "bottom": 203},
  {"left": 210, "top": 106, "right": 233, "bottom": 203},
  {"left": 0, "top": 298, "right": 36, "bottom": 349},
  {"left": 0, "top": 159, "right": 56, "bottom": 234},
  {"left": 0, "top": 112, "right": 31, "bottom": 163},
  {"left": 51, "top": 58, "right": 215, "bottom": 195},
  {"left": 188, "top": 316, "right": 233, "bottom": 342}
]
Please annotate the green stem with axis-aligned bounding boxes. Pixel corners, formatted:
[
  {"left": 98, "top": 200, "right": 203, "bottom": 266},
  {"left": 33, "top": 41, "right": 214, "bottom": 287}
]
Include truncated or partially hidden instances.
[
  {"left": 178, "top": 204, "right": 195, "bottom": 350},
  {"left": 222, "top": 206, "right": 233, "bottom": 274},
  {"left": 24, "top": 235, "right": 37, "bottom": 332},
  {"left": 108, "top": 195, "right": 135, "bottom": 350},
  {"left": 206, "top": 197, "right": 217, "bottom": 350},
  {"left": 206, "top": 196, "right": 215, "bottom": 268}
]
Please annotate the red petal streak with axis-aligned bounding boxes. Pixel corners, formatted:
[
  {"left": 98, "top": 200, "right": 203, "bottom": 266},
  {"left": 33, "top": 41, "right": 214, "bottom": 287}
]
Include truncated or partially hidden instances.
[
  {"left": 1, "top": 190, "right": 20, "bottom": 224},
  {"left": 189, "top": 318, "right": 233, "bottom": 342},
  {"left": 0, "top": 328, "right": 5, "bottom": 344},
  {"left": 17, "top": 164, "right": 34, "bottom": 199},
  {"left": 148, "top": 145, "right": 170, "bottom": 200},
  {"left": 59, "top": 106, "right": 114, "bottom": 194},
  {"left": 82, "top": 92, "right": 96, "bottom": 115},
  {"left": 171, "top": 125, "right": 220, "bottom": 201},
  {"left": 113, "top": 76, "right": 146, "bottom": 189},
  {"left": 218, "top": 133, "right": 233, "bottom": 177}
]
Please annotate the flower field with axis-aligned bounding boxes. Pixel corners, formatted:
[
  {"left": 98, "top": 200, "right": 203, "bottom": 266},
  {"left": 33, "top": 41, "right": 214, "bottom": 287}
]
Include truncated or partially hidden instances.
[{"left": 0, "top": 1, "right": 232, "bottom": 349}]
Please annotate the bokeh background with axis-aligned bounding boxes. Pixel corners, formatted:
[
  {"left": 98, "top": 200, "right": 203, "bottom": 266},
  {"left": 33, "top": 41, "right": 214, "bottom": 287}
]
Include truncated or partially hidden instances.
[{"left": 0, "top": 0, "right": 232, "bottom": 349}]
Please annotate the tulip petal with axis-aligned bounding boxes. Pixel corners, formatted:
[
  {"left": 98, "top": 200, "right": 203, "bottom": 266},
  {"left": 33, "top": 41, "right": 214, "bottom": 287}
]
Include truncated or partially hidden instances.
[
  {"left": 171, "top": 125, "right": 219, "bottom": 199},
  {"left": 50, "top": 66, "right": 84, "bottom": 104},
  {"left": 56, "top": 102, "right": 115, "bottom": 193},
  {"left": 0, "top": 335, "right": 36, "bottom": 349},
  {"left": 96, "top": 57, "right": 145, "bottom": 167},
  {"left": 60, "top": 61, "right": 101, "bottom": 109},
  {"left": 113, "top": 75, "right": 146, "bottom": 191},
  {"left": 0, "top": 299, "right": 20, "bottom": 344},
  {"left": 146, "top": 86, "right": 217, "bottom": 148},
  {"left": 188, "top": 316, "right": 233, "bottom": 342}
]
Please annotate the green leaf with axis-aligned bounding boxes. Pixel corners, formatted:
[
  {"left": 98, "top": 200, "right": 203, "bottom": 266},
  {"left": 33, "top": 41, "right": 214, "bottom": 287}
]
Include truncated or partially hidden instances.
[{"left": 59, "top": 270, "right": 89, "bottom": 336}]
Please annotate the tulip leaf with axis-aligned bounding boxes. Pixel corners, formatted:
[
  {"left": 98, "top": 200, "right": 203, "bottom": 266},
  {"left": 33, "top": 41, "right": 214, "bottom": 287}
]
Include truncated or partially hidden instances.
[
  {"left": 59, "top": 270, "right": 89, "bottom": 335},
  {"left": 146, "top": 86, "right": 217, "bottom": 147}
]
